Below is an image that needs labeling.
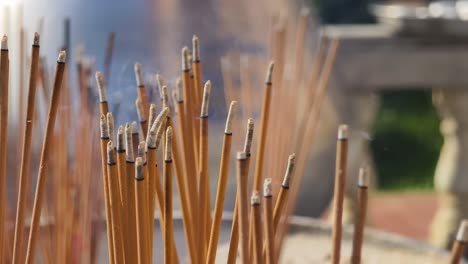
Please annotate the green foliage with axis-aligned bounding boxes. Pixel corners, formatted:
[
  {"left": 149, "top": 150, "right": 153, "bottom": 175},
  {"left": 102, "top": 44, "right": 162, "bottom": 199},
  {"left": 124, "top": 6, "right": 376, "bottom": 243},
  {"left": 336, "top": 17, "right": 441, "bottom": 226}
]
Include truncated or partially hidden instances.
[{"left": 370, "top": 91, "right": 443, "bottom": 190}]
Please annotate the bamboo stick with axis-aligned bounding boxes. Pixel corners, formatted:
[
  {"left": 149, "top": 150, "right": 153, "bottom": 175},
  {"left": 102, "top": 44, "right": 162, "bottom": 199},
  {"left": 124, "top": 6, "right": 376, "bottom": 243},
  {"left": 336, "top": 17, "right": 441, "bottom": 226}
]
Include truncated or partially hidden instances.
[
  {"left": 252, "top": 62, "right": 274, "bottom": 190},
  {"left": 331, "top": 125, "right": 349, "bottom": 264},
  {"left": 351, "top": 168, "right": 369, "bottom": 264},
  {"left": 198, "top": 80, "right": 212, "bottom": 263},
  {"left": 451, "top": 220, "right": 468, "bottom": 264},
  {"left": 12, "top": 33, "right": 40, "bottom": 264},
  {"left": 236, "top": 152, "right": 250, "bottom": 264},
  {"left": 0, "top": 36, "right": 9, "bottom": 260},
  {"left": 25, "top": 51, "right": 67, "bottom": 264},
  {"left": 135, "top": 157, "right": 149, "bottom": 264},
  {"left": 251, "top": 191, "right": 263, "bottom": 264},
  {"left": 227, "top": 119, "right": 254, "bottom": 264},
  {"left": 107, "top": 141, "right": 125, "bottom": 264},
  {"left": 99, "top": 115, "right": 115, "bottom": 264},
  {"left": 263, "top": 178, "right": 274, "bottom": 264},
  {"left": 164, "top": 127, "right": 175, "bottom": 264},
  {"left": 206, "top": 101, "right": 237, "bottom": 264},
  {"left": 125, "top": 123, "right": 138, "bottom": 263}
]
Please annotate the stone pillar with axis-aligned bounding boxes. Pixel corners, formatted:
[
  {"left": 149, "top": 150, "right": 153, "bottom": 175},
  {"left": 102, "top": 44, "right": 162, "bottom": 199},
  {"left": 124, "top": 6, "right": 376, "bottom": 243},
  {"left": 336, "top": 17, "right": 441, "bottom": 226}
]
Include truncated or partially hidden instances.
[{"left": 430, "top": 90, "right": 468, "bottom": 248}]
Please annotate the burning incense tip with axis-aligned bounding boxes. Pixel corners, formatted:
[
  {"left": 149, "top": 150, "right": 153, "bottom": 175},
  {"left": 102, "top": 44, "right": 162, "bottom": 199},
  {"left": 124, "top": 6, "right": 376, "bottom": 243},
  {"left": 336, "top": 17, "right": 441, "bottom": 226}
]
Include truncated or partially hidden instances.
[
  {"left": 107, "top": 112, "right": 115, "bottom": 144},
  {"left": 148, "top": 104, "right": 157, "bottom": 125},
  {"left": 338, "top": 125, "right": 348, "bottom": 140},
  {"left": 182, "top": 46, "right": 190, "bottom": 71},
  {"left": 95, "top": 72, "right": 107, "bottom": 102},
  {"left": 225, "top": 101, "right": 238, "bottom": 134},
  {"left": 165, "top": 126, "right": 173, "bottom": 161},
  {"left": 265, "top": 61, "right": 274, "bottom": 83},
  {"left": 153, "top": 108, "right": 169, "bottom": 150},
  {"left": 107, "top": 141, "right": 116, "bottom": 164},
  {"left": 33, "top": 32, "right": 40, "bottom": 46},
  {"left": 192, "top": 35, "right": 200, "bottom": 61},
  {"left": 134, "top": 63, "right": 144, "bottom": 86},
  {"left": 243, "top": 118, "right": 254, "bottom": 155},
  {"left": 161, "top": 85, "right": 169, "bottom": 108},
  {"left": 264, "top": 178, "right": 273, "bottom": 197},
  {"left": 125, "top": 123, "right": 135, "bottom": 161},
  {"left": 358, "top": 168, "right": 369, "bottom": 187},
  {"left": 100, "top": 114, "right": 109, "bottom": 138},
  {"left": 1, "top": 35, "right": 8, "bottom": 50},
  {"left": 138, "top": 141, "right": 146, "bottom": 162},
  {"left": 251, "top": 191, "right": 261, "bottom": 205},
  {"left": 201, "top": 81, "right": 212, "bottom": 117},
  {"left": 282, "top": 153, "right": 296, "bottom": 188},
  {"left": 136, "top": 98, "right": 146, "bottom": 122},
  {"left": 156, "top": 73, "right": 165, "bottom": 99},
  {"left": 58, "top": 50, "right": 67, "bottom": 63},
  {"left": 131, "top": 121, "right": 139, "bottom": 134},
  {"left": 456, "top": 220, "right": 468, "bottom": 242},
  {"left": 117, "top": 126, "right": 125, "bottom": 152},
  {"left": 237, "top": 151, "right": 247, "bottom": 160},
  {"left": 175, "top": 77, "right": 183, "bottom": 103},
  {"left": 135, "top": 157, "right": 144, "bottom": 180}
]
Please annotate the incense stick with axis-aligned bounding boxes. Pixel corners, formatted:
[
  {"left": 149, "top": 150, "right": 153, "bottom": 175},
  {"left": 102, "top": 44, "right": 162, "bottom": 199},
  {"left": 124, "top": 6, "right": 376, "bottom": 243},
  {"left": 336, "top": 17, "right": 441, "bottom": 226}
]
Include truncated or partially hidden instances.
[
  {"left": 25, "top": 51, "right": 67, "bottom": 264},
  {"left": 450, "top": 220, "right": 468, "bottom": 264},
  {"left": 251, "top": 191, "right": 263, "bottom": 264},
  {"left": 135, "top": 157, "right": 149, "bottom": 264},
  {"left": 104, "top": 32, "right": 115, "bottom": 84},
  {"left": 227, "top": 118, "right": 254, "bottom": 264},
  {"left": 136, "top": 98, "right": 148, "bottom": 139},
  {"left": 96, "top": 71, "right": 109, "bottom": 115},
  {"left": 351, "top": 168, "right": 369, "bottom": 264},
  {"left": 99, "top": 115, "right": 115, "bottom": 263},
  {"left": 0, "top": 35, "right": 9, "bottom": 260},
  {"left": 263, "top": 178, "right": 274, "bottom": 264},
  {"left": 125, "top": 123, "right": 138, "bottom": 263},
  {"left": 12, "top": 33, "right": 40, "bottom": 264},
  {"left": 207, "top": 101, "right": 237, "bottom": 264},
  {"left": 198, "top": 80, "right": 212, "bottom": 263},
  {"left": 331, "top": 125, "right": 349, "bottom": 264},
  {"left": 192, "top": 35, "right": 203, "bottom": 107},
  {"left": 164, "top": 127, "right": 175, "bottom": 264},
  {"left": 252, "top": 62, "right": 274, "bottom": 190},
  {"left": 135, "top": 63, "right": 149, "bottom": 120},
  {"left": 107, "top": 141, "right": 125, "bottom": 264},
  {"left": 236, "top": 151, "right": 250, "bottom": 263}
]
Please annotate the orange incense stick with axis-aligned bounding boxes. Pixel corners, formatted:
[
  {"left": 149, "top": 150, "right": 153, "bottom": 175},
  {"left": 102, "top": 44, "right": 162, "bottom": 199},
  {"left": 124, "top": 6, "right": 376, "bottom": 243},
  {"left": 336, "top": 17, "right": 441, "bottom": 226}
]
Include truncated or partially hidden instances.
[
  {"left": 125, "top": 123, "right": 138, "bottom": 263},
  {"left": 351, "top": 168, "right": 369, "bottom": 264},
  {"left": 251, "top": 191, "right": 263, "bottom": 264},
  {"left": 25, "top": 51, "right": 67, "bottom": 264},
  {"left": 0, "top": 36, "right": 9, "bottom": 260},
  {"left": 263, "top": 178, "right": 274, "bottom": 264},
  {"left": 450, "top": 220, "right": 468, "bottom": 264},
  {"left": 236, "top": 152, "right": 250, "bottom": 264},
  {"left": 135, "top": 157, "right": 149, "bottom": 264},
  {"left": 164, "top": 127, "right": 176, "bottom": 264}
]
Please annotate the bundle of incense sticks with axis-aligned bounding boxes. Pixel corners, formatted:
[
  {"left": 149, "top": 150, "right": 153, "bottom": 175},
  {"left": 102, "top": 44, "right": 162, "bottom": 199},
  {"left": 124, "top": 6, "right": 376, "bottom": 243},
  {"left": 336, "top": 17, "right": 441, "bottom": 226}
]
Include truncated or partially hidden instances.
[{"left": 1, "top": 9, "right": 466, "bottom": 264}]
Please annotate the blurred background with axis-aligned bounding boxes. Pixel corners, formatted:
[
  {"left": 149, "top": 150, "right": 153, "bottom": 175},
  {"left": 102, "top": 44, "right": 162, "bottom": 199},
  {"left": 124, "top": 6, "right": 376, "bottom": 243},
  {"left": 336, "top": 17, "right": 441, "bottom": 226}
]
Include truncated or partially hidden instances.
[{"left": 2, "top": 0, "right": 465, "bottom": 257}]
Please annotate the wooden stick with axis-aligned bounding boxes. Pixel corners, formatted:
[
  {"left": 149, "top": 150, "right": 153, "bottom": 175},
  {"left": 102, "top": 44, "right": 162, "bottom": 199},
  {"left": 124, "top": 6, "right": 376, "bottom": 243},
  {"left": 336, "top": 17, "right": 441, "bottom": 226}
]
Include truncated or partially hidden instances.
[
  {"left": 12, "top": 33, "right": 40, "bottom": 264},
  {"left": 251, "top": 191, "right": 263, "bottom": 264},
  {"left": 135, "top": 63, "right": 149, "bottom": 120},
  {"left": 450, "top": 220, "right": 468, "bottom": 264},
  {"left": 197, "top": 80, "right": 212, "bottom": 263},
  {"left": 135, "top": 157, "right": 149, "bottom": 264},
  {"left": 137, "top": 141, "right": 151, "bottom": 261},
  {"left": 263, "top": 178, "right": 274, "bottom": 264},
  {"left": 351, "top": 168, "right": 369, "bottom": 264},
  {"left": 25, "top": 51, "right": 66, "bottom": 264},
  {"left": 0, "top": 36, "right": 9, "bottom": 260},
  {"left": 125, "top": 123, "right": 138, "bottom": 263},
  {"left": 164, "top": 127, "right": 175, "bottom": 264},
  {"left": 182, "top": 47, "right": 199, "bottom": 168},
  {"left": 99, "top": 115, "right": 115, "bottom": 264},
  {"left": 227, "top": 119, "right": 254, "bottom": 264},
  {"left": 252, "top": 62, "right": 274, "bottom": 190},
  {"left": 107, "top": 141, "right": 125, "bottom": 264},
  {"left": 176, "top": 77, "right": 199, "bottom": 237},
  {"left": 116, "top": 126, "right": 131, "bottom": 264},
  {"left": 236, "top": 152, "right": 250, "bottom": 264},
  {"left": 206, "top": 101, "right": 237, "bottom": 264},
  {"left": 331, "top": 125, "right": 349, "bottom": 264}
]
